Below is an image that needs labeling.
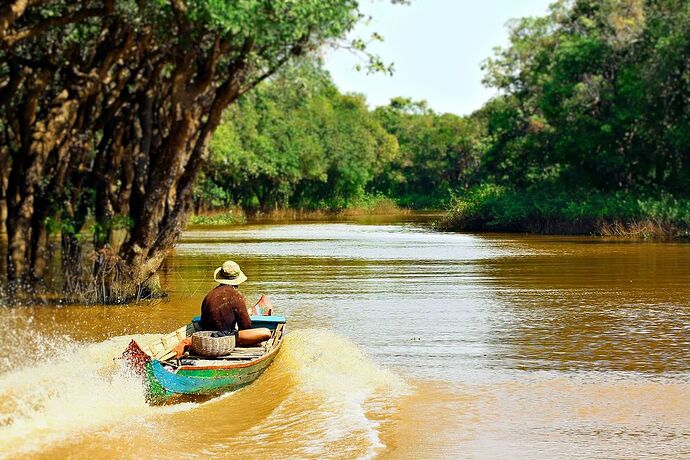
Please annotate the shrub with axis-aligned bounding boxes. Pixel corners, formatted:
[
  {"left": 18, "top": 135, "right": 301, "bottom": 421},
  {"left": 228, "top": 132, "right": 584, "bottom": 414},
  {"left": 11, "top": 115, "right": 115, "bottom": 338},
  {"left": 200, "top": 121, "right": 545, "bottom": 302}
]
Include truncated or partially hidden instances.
[{"left": 437, "top": 184, "right": 690, "bottom": 238}]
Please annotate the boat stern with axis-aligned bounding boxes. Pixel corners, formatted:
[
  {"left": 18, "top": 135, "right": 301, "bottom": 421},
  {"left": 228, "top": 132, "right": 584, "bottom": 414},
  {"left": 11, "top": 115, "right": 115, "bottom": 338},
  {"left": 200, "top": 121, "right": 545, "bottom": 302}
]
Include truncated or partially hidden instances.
[{"left": 122, "top": 339, "right": 151, "bottom": 376}]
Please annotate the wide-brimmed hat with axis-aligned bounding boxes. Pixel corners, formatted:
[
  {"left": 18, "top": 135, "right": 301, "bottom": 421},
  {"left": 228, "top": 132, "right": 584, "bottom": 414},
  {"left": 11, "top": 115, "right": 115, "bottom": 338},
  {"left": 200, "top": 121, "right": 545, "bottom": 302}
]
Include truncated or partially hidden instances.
[{"left": 213, "top": 260, "right": 247, "bottom": 285}]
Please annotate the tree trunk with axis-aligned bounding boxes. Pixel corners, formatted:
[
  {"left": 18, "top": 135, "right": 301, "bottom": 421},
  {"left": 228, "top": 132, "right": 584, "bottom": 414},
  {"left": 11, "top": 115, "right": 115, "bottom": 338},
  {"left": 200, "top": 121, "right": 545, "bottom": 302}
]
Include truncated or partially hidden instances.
[
  {"left": 0, "top": 145, "right": 7, "bottom": 235},
  {"left": 1, "top": 1, "right": 336, "bottom": 303}
]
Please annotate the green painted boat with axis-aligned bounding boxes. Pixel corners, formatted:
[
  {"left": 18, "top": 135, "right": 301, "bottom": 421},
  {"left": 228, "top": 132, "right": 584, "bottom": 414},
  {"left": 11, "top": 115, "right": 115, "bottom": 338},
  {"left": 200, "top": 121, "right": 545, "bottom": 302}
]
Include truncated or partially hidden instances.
[{"left": 122, "top": 316, "right": 286, "bottom": 404}]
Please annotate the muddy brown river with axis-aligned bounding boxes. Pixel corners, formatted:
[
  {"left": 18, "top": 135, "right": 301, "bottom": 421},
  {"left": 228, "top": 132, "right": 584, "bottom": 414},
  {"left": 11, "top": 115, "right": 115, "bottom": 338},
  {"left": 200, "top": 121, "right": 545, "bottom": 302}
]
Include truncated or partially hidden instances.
[{"left": 1, "top": 214, "right": 689, "bottom": 458}]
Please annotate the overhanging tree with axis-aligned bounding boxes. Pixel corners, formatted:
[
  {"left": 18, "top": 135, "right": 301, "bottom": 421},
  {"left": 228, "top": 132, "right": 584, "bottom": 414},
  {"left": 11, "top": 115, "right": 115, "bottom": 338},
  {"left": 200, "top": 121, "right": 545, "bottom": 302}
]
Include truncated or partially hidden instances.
[{"left": 0, "top": 0, "right": 371, "bottom": 302}]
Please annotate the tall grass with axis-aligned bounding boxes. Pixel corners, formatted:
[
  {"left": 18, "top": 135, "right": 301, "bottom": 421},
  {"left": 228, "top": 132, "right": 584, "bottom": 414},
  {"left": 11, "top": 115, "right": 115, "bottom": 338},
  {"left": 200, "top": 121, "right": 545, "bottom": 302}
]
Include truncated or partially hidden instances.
[
  {"left": 437, "top": 184, "right": 690, "bottom": 238},
  {"left": 338, "top": 194, "right": 401, "bottom": 216},
  {"left": 188, "top": 210, "right": 247, "bottom": 226}
]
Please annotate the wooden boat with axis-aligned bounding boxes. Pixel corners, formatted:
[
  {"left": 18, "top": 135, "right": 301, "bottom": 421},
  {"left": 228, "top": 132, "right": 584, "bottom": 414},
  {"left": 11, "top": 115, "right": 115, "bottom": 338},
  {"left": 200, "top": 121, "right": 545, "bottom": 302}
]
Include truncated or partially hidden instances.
[{"left": 122, "top": 315, "right": 286, "bottom": 404}]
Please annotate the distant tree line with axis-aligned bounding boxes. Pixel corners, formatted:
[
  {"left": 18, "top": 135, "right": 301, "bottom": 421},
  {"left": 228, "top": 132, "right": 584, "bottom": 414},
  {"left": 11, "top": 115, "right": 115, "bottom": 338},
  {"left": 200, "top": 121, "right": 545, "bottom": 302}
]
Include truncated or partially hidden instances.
[
  {"left": 442, "top": 0, "right": 690, "bottom": 233},
  {"left": 195, "top": 64, "right": 483, "bottom": 212},
  {"left": 199, "top": 0, "right": 690, "bottom": 237},
  {"left": 371, "top": 98, "right": 483, "bottom": 208},
  {"left": 195, "top": 62, "right": 398, "bottom": 212}
]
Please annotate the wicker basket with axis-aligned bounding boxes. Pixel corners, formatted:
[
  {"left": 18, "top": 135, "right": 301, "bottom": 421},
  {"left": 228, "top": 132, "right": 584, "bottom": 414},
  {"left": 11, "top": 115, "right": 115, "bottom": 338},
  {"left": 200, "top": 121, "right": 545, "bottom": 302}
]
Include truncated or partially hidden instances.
[{"left": 191, "top": 331, "right": 236, "bottom": 357}]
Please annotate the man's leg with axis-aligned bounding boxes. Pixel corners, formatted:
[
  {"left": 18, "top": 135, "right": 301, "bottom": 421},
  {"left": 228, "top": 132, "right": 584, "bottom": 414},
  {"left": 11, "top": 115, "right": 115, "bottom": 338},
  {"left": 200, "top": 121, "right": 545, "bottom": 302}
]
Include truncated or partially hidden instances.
[{"left": 237, "top": 327, "right": 272, "bottom": 346}]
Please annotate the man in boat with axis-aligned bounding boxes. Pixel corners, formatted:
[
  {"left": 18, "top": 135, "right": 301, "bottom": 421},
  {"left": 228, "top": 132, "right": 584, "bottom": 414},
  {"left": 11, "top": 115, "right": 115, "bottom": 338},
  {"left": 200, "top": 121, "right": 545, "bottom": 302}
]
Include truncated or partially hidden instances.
[{"left": 174, "top": 260, "right": 271, "bottom": 357}]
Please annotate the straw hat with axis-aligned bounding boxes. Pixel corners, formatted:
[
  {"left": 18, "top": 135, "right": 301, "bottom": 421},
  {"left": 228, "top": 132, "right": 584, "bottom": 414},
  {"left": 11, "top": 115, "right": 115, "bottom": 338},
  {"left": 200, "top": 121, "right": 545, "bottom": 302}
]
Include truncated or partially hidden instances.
[{"left": 213, "top": 260, "right": 247, "bottom": 285}]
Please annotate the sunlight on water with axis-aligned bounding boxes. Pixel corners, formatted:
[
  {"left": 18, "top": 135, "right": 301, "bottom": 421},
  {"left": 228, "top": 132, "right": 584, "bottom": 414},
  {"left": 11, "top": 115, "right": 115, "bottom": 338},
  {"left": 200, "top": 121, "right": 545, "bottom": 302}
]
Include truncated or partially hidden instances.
[{"left": 180, "top": 223, "right": 531, "bottom": 261}]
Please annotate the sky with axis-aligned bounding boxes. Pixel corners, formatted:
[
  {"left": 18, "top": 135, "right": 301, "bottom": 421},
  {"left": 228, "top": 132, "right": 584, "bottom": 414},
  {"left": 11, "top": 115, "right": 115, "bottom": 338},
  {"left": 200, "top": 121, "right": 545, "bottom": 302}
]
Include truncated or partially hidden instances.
[{"left": 324, "top": 0, "right": 553, "bottom": 116}]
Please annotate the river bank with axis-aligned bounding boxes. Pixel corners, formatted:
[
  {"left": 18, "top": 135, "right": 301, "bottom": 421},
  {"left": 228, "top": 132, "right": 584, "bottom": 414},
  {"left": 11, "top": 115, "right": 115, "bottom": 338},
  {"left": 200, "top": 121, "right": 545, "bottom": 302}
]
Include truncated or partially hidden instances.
[
  {"left": 189, "top": 195, "right": 407, "bottom": 226},
  {"left": 436, "top": 185, "right": 690, "bottom": 239}
]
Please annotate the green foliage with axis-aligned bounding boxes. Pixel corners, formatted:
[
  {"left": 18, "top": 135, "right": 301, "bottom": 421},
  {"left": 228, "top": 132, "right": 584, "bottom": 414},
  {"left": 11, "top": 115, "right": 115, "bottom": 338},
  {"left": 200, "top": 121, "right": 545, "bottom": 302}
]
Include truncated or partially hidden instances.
[
  {"left": 439, "top": 184, "right": 690, "bottom": 236},
  {"left": 428, "top": 0, "right": 690, "bottom": 235},
  {"left": 197, "top": 60, "right": 399, "bottom": 212},
  {"left": 480, "top": 0, "right": 690, "bottom": 194},
  {"left": 188, "top": 212, "right": 246, "bottom": 226},
  {"left": 198, "top": 61, "right": 488, "bottom": 213},
  {"left": 372, "top": 99, "right": 484, "bottom": 208},
  {"left": 346, "top": 193, "right": 399, "bottom": 212},
  {"left": 197, "top": 0, "right": 690, "bottom": 232}
]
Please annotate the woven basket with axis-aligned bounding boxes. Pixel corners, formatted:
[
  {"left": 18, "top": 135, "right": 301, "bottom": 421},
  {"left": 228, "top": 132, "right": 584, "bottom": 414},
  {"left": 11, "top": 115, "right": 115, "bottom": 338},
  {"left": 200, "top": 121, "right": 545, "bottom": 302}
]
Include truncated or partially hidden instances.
[{"left": 191, "top": 331, "right": 236, "bottom": 357}]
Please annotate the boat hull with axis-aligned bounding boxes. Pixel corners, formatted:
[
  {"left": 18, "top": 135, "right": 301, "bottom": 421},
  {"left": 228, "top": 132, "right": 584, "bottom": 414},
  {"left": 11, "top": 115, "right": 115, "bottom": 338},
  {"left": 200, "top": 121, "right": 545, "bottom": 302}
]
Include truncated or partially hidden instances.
[
  {"left": 122, "top": 318, "right": 286, "bottom": 404},
  {"left": 145, "top": 348, "right": 279, "bottom": 403}
]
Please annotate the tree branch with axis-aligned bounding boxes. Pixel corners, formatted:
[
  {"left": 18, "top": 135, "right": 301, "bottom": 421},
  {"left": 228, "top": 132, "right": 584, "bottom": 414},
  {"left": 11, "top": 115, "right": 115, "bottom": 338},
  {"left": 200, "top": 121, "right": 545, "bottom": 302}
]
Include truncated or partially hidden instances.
[
  {"left": 2, "top": 7, "right": 106, "bottom": 48},
  {"left": 0, "top": 0, "right": 49, "bottom": 38}
]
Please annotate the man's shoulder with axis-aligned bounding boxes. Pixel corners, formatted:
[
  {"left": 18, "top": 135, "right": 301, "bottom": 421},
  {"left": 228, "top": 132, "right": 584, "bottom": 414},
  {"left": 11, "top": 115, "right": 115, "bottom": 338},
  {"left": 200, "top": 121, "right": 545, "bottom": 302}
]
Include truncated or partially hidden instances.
[
  {"left": 216, "top": 284, "right": 242, "bottom": 295},
  {"left": 202, "top": 285, "right": 224, "bottom": 303},
  {"left": 205, "top": 284, "right": 244, "bottom": 300}
]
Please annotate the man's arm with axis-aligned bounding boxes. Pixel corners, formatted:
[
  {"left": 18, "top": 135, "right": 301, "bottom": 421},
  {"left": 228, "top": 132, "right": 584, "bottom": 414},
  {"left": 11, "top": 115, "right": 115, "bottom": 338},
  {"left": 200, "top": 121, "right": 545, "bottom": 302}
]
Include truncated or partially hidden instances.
[{"left": 235, "top": 300, "right": 253, "bottom": 330}]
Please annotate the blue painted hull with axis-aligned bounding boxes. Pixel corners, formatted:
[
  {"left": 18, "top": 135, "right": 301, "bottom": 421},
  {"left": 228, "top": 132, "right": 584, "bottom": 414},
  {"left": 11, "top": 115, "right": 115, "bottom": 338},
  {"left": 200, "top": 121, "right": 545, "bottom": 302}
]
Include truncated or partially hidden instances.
[
  {"left": 146, "top": 351, "right": 279, "bottom": 402},
  {"left": 123, "top": 316, "right": 286, "bottom": 404},
  {"left": 142, "top": 320, "right": 286, "bottom": 403}
]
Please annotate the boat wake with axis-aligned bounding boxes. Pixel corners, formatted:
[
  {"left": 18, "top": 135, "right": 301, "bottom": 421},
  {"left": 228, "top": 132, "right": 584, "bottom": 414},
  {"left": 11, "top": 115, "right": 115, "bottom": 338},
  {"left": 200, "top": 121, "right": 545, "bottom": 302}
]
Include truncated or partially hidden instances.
[
  {"left": 0, "top": 333, "right": 194, "bottom": 458},
  {"left": 0, "top": 329, "right": 408, "bottom": 459},
  {"left": 235, "top": 329, "right": 410, "bottom": 458}
]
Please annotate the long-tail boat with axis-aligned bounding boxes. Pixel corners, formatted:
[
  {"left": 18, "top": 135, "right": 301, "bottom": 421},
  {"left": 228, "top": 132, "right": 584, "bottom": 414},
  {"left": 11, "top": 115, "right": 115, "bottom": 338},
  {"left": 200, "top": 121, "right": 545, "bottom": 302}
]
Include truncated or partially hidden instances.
[{"left": 122, "top": 314, "right": 286, "bottom": 404}]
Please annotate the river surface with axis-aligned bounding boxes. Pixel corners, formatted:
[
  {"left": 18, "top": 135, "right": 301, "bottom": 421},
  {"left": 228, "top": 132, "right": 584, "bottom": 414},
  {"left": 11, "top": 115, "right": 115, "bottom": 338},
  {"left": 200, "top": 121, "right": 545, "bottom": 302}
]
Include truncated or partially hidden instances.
[{"left": 0, "top": 214, "right": 689, "bottom": 458}]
